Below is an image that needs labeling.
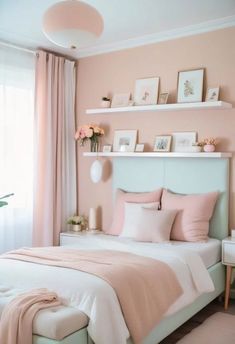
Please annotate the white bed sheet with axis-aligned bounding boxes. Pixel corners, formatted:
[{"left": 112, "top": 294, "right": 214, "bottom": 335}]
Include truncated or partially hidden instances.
[
  {"left": 65, "top": 233, "right": 221, "bottom": 268},
  {"left": 0, "top": 235, "right": 215, "bottom": 344}
]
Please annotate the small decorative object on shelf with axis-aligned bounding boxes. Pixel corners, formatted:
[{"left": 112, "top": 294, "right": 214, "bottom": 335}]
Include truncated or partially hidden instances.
[
  {"left": 205, "top": 87, "right": 220, "bottom": 102},
  {"left": 191, "top": 142, "right": 203, "bottom": 152},
  {"left": 75, "top": 124, "right": 104, "bottom": 152},
  {"left": 158, "top": 92, "right": 169, "bottom": 105},
  {"left": 111, "top": 93, "right": 130, "bottom": 107},
  {"left": 201, "top": 138, "right": 218, "bottom": 152},
  {"left": 89, "top": 207, "right": 97, "bottom": 230},
  {"left": 100, "top": 97, "right": 111, "bottom": 108},
  {"left": 67, "top": 215, "right": 87, "bottom": 232}
]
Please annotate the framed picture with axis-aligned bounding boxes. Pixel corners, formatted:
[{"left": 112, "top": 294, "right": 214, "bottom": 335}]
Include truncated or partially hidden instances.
[
  {"left": 102, "top": 145, "right": 112, "bottom": 153},
  {"left": 205, "top": 87, "right": 220, "bottom": 102},
  {"left": 135, "top": 143, "right": 145, "bottom": 152},
  {"left": 158, "top": 92, "right": 169, "bottom": 104},
  {"left": 177, "top": 69, "right": 204, "bottom": 103},
  {"left": 113, "top": 130, "right": 137, "bottom": 152},
  {"left": 111, "top": 93, "right": 131, "bottom": 107},
  {"left": 134, "top": 77, "right": 159, "bottom": 105},
  {"left": 172, "top": 132, "right": 197, "bottom": 152},
  {"left": 154, "top": 136, "right": 171, "bottom": 152}
]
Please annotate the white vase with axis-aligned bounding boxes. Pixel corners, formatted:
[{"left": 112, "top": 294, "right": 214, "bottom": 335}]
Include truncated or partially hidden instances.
[
  {"left": 72, "top": 224, "right": 82, "bottom": 232},
  {"left": 100, "top": 100, "right": 111, "bottom": 108}
]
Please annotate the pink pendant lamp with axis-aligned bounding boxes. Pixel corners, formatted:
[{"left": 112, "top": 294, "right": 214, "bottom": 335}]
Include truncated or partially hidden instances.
[{"left": 43, "top": 0, "right": 103, "bottom": 49}]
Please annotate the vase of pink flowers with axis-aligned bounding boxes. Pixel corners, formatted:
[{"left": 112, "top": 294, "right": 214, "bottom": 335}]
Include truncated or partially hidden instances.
[
  {"left": 202, "top": 138, "right": 218, "bottom": 152},
  {"left": 75, "top": 124, "right": 104, "bottom": 152}
]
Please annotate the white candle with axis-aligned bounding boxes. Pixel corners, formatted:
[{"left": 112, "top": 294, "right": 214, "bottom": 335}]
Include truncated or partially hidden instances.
[{"left": 89, "top": 207, "right": 97, "bottom": 230}]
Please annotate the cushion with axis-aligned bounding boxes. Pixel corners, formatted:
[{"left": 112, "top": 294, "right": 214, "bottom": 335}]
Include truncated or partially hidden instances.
[
  {"left": 108, "top": 188, "right": 162, "bottom": 235},
  {"left": 161, "top": 189, "right": 219, "bottom": 242},
  {"left": 120, "top": 202, "right": 160, "bottom": 238},
  {"left": 122, "top": 204, "right": 177, "bottom": 242}
]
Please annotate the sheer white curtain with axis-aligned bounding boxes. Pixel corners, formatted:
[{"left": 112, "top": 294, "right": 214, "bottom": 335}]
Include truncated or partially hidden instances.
[{"left": 0, "top": 45, "right": 35, "bottom": 253}]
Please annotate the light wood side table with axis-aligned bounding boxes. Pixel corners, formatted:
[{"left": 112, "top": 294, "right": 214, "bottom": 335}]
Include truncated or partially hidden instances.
[{"left": 222, "top": 236, "right": 235, "bottom": 310}]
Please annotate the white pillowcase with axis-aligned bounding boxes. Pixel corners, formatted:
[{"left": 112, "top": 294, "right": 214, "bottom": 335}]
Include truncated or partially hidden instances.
[
  {"left": 120, "top": 202, "right": 160, "bottom": 238},
  {"left": 121, "top": 202, "right": 177, "bottom": 242}
]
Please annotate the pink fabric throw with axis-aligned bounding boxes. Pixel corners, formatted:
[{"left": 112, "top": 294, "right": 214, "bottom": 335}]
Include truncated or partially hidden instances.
[
  {"left": 1, "top": 247, "right": 182, "bottom": 344},
  {"left": 0, "top": 288, "right": 61, "bottom": 344}
]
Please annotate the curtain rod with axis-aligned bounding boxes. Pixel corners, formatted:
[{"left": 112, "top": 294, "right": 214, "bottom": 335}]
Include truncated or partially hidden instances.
[{"left": 0, "top": 41, "right": 35, "bottom": 55}]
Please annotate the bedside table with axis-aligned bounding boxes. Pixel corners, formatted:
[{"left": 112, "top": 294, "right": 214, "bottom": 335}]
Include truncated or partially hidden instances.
[
  {"left": 60, "top": 230, "right": 102, "bottom": 246},
  {"left": 222, "top": 236, "right": 235, "bottom": 310}
]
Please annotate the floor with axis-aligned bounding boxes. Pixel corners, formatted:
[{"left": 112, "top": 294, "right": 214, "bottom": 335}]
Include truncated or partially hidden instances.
[{"left": 160, "top": 298, "right": 235, "bottom": 343}]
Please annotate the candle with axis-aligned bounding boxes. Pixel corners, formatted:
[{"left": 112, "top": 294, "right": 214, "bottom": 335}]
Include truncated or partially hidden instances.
[{"left": 89, "top": 207, "right": 97, "bottom": 230}]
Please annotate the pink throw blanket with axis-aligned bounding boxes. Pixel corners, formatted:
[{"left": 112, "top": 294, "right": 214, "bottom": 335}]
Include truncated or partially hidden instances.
[
  {"left": 1, "top": 247, "right": 183, "bottom": 343},
  {"left": 0, "top": 288, "right": 61, "bottom": 344}
]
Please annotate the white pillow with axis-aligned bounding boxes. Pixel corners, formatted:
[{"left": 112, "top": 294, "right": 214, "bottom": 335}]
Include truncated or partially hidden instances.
[
  {"left": 120, "top": 202, "right": 160, "bottom": 238},
  {"left": 121, "top": 202, "right": 177, "bottom": 242}
]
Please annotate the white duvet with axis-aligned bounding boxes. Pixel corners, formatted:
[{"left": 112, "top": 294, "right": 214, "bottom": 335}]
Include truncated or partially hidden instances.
[{"left": 0, "top": 235, "right": 214, "bottom": 344}]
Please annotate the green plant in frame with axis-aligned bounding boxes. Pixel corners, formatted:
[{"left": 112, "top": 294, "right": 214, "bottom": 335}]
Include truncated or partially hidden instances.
[{"left": 0, "top": 193, "right": 14, "bottom": 208}]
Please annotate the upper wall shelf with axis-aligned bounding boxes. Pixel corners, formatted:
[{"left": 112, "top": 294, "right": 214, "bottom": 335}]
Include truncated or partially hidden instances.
[
  {"left": 86, "top": 101, "right": 232, "bottom": 115},
  {"left": 83, "top": 152, "right": 232, "bottom": 158}
]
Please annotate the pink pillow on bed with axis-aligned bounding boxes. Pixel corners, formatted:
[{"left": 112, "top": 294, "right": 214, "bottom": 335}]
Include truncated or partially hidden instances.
[
  {"left": 161, "top": 189, "right": 219, "bottom": 242},
  {"left": 107, "top": 188, "right": 162, "bottom": 235}
]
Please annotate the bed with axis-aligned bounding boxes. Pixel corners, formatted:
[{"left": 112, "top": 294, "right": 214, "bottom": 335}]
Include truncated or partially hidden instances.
[{"left": 0, "top": 156, "right": 230, "bottom": 344}]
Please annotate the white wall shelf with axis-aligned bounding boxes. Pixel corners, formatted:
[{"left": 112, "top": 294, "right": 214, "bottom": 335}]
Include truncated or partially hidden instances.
[
  {"left": 83, "top": 152, "right": 232, "bottom": 158},
  {"left": 86, "top": 101, "right": 232, "bottom": 114}
]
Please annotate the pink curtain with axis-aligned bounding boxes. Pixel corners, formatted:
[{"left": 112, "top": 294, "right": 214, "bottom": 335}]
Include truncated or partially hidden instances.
[{"left": 33, "top": 50, "right": 76, "bottom": 246}]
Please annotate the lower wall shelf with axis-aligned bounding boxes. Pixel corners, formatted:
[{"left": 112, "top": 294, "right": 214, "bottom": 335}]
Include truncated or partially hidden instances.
[{"left": 83, "top": 152, "right": 232, "bottom": 158}]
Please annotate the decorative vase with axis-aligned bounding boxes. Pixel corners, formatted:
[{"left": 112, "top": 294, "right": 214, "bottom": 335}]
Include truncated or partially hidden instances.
[
  {"left": 100, "top": 100, "right": 111, "bottom": 108},
  {"left": 72, "top": 224, "right": 82, "bottom": 232},
  {"left": 203, "top": 144, "right": 215, "bottom": 152},
  {"left": 90, "top": 137, "right": 99, "bottom": 152}
]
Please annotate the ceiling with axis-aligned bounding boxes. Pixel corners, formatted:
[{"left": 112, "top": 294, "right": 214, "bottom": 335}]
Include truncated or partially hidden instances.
[{"left": 0, "top": 0, "right": 235, "bottom": 58}]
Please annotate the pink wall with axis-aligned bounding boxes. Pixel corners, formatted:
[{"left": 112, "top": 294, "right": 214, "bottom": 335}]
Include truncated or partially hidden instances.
[{"left": 76, "top": 27, "right": 235, "bottom": 231}]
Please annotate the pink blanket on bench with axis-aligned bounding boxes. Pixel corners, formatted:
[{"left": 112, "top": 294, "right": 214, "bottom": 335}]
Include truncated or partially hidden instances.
[
  {"left": 0, "top": 288, "right": 61, "bottom": 344},
  {"left": 1, "top": 247, "right": 183, "bottom": 343}
]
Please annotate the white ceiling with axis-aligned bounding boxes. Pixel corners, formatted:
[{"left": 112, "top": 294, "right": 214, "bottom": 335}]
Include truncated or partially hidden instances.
[{"left": 0, "top": 0, "right": 235, "bottom": 58}]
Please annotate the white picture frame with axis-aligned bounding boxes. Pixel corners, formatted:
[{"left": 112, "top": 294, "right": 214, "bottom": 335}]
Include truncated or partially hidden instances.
[
  {"left": 177, "top": 69, "right": 204, "bottom": 103},
  {"left": 158, "top": 92, "right": 169, "bottom": 105},
  {"left": 111, "top": 93, "right": 131, "bottom": 107},
  {"left": 102, "top": 145, "right": 112, "bottom": 153},
  {"left": 135, "top": 143, "right": 145, "bottom": 152},
  {"left": 113, "top": 130, "right": 137, "bottom": 152},
  {"left": 134, "top": 77, "right": 160, "bottom": 105},
  {"left": 154, "top": 136, "right": 171, "bottom": 152},
  {"left": 205, "top": 87, "right": 220, "bottom": 102},
  {"left": 172, "top": 132, "right": 197, "bottom": 152}
]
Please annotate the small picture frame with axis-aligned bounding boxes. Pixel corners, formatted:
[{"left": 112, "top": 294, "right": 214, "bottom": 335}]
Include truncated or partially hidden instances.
[
  {"left": 177, "top": 69, "right": 204, "bottom": 103},
  {"left": 134, "top": 77, "right": 160, "bottom": 105},
  {"left": 154, "top": 136, "right": 172, "bottom": 152},
  {"left": 205, "top": 87, "right": 220, "bottom": 102},
  {"left": 135, "top": 143, "right": 145, "bottom": 152},
  {"left": 102, "top": 145, "right": 112, "bottom": 153},
  {"left": 111, "top": 93, "right": 131, "bottom": 107},
  {"left": 172, "top": 132, "right": 197, "bottom": 152},
  {"left": 113, "top": 130, "right": 137, "bottom": 152},
  {"left": 158, "top": 92, "right": 169, "bottom": 104}
]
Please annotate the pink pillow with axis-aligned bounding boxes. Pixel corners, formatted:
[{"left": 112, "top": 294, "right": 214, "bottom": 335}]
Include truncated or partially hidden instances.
[
  {"left": 161, "top": 189, "right": 219, "bottom": 242},
  {"left": 108, "top": 188, "right": 162, "bottom": 235}
]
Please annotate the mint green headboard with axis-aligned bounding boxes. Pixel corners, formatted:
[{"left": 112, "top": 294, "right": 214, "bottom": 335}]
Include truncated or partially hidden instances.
[{"left": 113, "top": 157, "right": 229, "bottom": 240}]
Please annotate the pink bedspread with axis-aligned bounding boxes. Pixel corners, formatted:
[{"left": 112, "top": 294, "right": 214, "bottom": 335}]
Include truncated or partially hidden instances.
[
  {"left": 1, "top": 247, "right": 183, "bottom": 343},
  {"left": 0, "top": 288, "right": 61, "bottom": 344}
]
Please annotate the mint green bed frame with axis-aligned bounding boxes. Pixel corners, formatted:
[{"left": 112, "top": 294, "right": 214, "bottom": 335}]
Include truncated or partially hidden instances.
[{"left": 33, "top": 157, "right": 230, "bottom": 344}]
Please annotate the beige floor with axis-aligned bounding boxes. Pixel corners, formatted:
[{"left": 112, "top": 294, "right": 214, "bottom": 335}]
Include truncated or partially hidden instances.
[{"left": 160, "top": 299, "right": 235, "bottom": 344}]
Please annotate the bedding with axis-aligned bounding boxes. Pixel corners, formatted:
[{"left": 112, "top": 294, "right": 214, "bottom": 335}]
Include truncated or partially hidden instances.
[
  {"left": 0, "top": 236, "right": 214, "bottom": 344},
  {"left": 161, "top": 189, "right": 219, "bottom": 242},
  {"left": 1, "top": 247, "right": 182, "bottom": 344},
  {"left": 108, "top": 188, "right": 162, "bottom": 235}
]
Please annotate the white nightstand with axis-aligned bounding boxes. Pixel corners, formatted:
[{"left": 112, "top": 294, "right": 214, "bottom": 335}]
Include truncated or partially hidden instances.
[
  {"left": 222, "top": 236, "right": 235, "bottom": 309},
  {"left": 60, "top": 230, "right": 102, "bottom": 246}
]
